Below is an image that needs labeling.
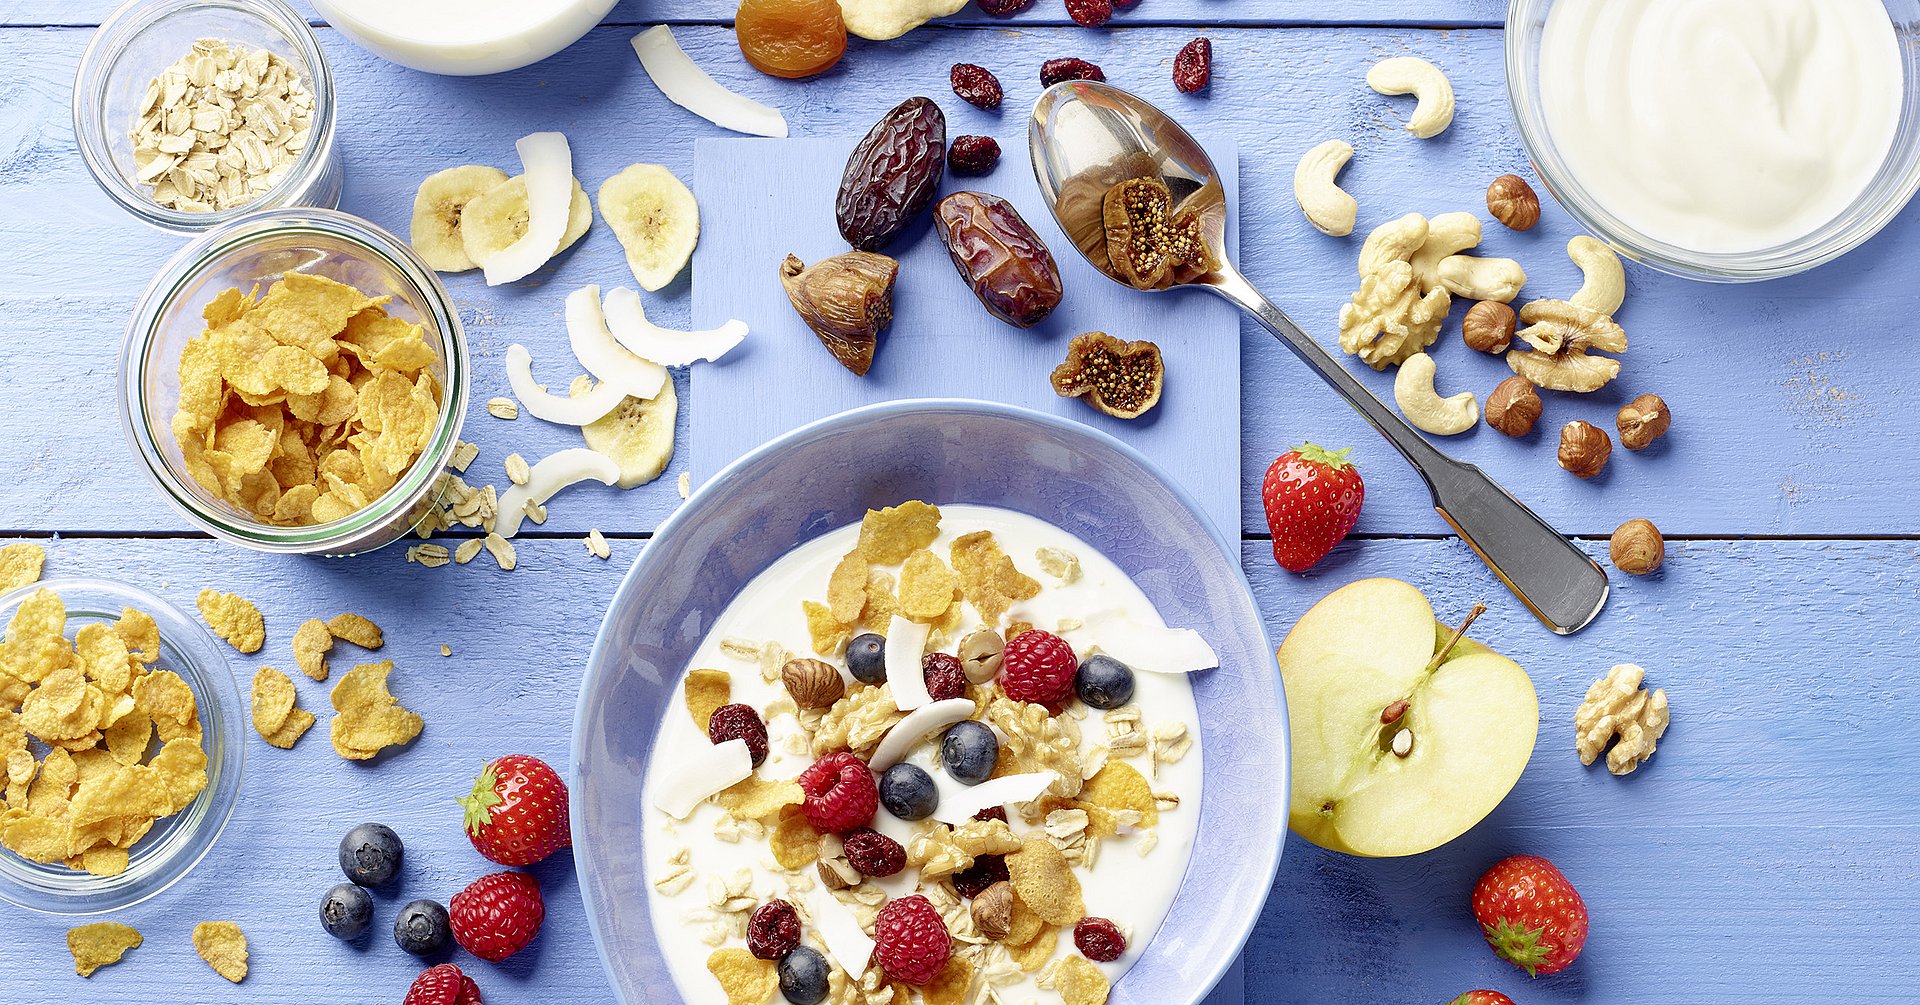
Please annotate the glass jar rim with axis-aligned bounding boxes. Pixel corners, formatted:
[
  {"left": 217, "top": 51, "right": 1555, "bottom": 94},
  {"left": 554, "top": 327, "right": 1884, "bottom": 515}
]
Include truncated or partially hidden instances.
[
  {"left": 120, "top": 207, "right": 470, "bottom": 552},
  {"left": 73, "top": 0, "right": 339, "bottom": 233}
]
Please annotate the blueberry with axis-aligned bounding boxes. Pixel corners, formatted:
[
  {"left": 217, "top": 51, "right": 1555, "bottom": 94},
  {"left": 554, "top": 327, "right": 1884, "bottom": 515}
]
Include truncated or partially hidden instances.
[
  {"left": 778, "top": 945, "right": 831, "bottom": 1005},
  {"left": 846, "top": 633, "right": 887, "bottom": 684},
  {"left": 1075, "top": 655, "right": 1136, "bottom": 710},
  {"left": 878, "top": 763, "right": 938, "bottom": 821},
  {"left": 939, "top": 721, "right": 999, "bottom": 786},
  {"left": 338, "top": 822, "right": 403, "bottom": 887},
  {"left": 319, "top": 882, "right": 373, "bottom": 940},
  {"left": 393, "top": 899, "right": 450, "bottom": 957}
]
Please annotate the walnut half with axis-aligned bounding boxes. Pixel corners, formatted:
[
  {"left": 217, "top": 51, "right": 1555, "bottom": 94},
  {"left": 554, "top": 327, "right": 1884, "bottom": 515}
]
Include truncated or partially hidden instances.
[
  {"left": 1574, "top": 664, "right": 1669, "bottom": 775},
  {"left": 1506, "top": 299, "right": 1626, "bottom": 392},
  {"left": 1338, "top": 214, "right": 1451, "bottom": 370}
]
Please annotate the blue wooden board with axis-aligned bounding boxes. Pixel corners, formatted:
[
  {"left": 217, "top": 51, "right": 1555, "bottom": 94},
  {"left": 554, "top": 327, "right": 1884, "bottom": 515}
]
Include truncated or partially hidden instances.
[{"left": 688, "top": 136, "right": 1242, "bottom": 538}]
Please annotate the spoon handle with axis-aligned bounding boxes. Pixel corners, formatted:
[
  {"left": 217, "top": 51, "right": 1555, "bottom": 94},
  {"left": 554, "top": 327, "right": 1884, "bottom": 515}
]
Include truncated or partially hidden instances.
[{"left": 1208, "top": 271, "right": 1609, "bottom": 635}]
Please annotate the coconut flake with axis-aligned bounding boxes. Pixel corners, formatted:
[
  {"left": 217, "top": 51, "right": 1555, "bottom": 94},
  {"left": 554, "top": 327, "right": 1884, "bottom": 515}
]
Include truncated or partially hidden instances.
[
  {"left": 929, "top": 771, "right": 1058, "bottom": 825},
  {"left": 1084, "top": 611, "right": 1220, "bottom": 673},
  {"left": 884, "top": 616, "right": 933, "bottom": 712},
  {"left": 495, "top": 448, "right": 619, "bottom": 538},
  {"left": 651, "top": 738, "right": 752, "bottom": 819},
  {"left": 567, "top": 286, "right": 668, "bottom": 400},
  {"left": 505, "top": 344, "right": 625, "bottom": 426},
  {"left": 603, "top": 287, "right": 746, "bottom": 367},
  {"left": 801, "top": 883, "right": 875, "bottom": 976},
  {"left": 483, "top": 131, "right": 573, "bottom": 286},
  {"left": 868, "top": 698, "right": 976, "bottom": 771},
  {"left": 632, "top": 26, "right": 788, "bottom": 139}
]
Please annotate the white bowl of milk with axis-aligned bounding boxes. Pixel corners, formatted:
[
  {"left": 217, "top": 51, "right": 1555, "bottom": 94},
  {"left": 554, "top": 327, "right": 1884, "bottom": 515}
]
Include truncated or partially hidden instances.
[
  {"left": 1508, "top": 0, "right": 1920, "bottom": 281},
  {"left": 310, "top": 0, "right": 616, "bottom": 76}
]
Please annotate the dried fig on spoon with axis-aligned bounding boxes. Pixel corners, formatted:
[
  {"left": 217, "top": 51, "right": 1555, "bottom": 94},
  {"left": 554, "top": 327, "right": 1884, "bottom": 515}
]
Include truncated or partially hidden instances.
[{"left": 780, "top": 252, "right": 898, "bottom": 376}]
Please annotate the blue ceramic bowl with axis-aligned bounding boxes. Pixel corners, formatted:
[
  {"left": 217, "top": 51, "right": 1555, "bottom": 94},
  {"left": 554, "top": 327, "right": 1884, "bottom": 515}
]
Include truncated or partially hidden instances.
[{"left": 571, "top": 399, "right": 1285, "bottom": 1005}]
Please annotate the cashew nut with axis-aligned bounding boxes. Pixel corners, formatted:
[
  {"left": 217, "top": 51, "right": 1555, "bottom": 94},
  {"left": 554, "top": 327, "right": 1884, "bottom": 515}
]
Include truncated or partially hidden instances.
[
  {"left": 1293, "top": 139, "right": 1359, "bottom": 237},
  {"left": 1567, "top": 236, "right": 1626, "bottom": 315},
  {"left": 1358, "top": 212, "right": 1429, "bottom": 276},
  {"left": 1367, "top": 56, "right": 1456, "bottom": 139},
  {"left": 1437, "top": 254, "right": 1528, "bottom": 303},
  {"left": 1409, "top": 211, "right": 1481, "bottom": 293},
  {"left": 1394, "top": 352, "right": 1479, "bottom": 435}
]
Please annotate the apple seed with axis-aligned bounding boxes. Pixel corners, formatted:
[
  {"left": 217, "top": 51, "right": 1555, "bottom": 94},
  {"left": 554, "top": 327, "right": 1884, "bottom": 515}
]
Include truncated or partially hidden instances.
[
  {"left": 1391, "top": 728, "right": 1414, "bottom": 758},
  {"left": 1380, "top": 699, "right": 1410, "bottom": 725}
]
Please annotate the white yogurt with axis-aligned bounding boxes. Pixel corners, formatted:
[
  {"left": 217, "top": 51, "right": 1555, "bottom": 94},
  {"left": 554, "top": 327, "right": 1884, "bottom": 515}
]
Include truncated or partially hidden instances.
[
  {"left": 309, "top": 0, "right": 616, "bottom": 76},
  {"left": 1539, "top": 0, "right": 1904, "bottom": 254},
  {"left": 641, "top": 505, "right": 1205, "bottom": 1003}
]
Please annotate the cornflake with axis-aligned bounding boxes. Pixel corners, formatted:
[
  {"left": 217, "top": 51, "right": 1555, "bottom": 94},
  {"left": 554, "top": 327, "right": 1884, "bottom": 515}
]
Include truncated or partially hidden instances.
[
  {"left": 249, "top": 666, "right": 313, "bottom": 749},
  {"left": 328, "top": 660, "right": 422, "bottom": 760},
  {"left": 67, "top": 922, "right": 142, "bottom": 977},
  {"left": 951, "top": 532, "right": 1040, "bottom": 623},
  {"left": 1006, "top": 838, "right": 1084, "bottom": 926},
  {"left": 192, "top": 921, "right": 248, "bottom": 983},
  {"left": 1038, "top": 955, "right": 1109, "bottom": 1005},
  {"left": 195, "top": 589, "right": 264, "bottom": 654},
  {"left": 326, "top": 613, "right": 384, "bottom": 650},
  {"left": 291, "top": 618, "right": 332, "bottom": 681},
  {"left": 684, "top": 669, "right": 731, "bottom": 730},
  {"left": 0, "top": 542, "right": 46, "bottom": 593}
]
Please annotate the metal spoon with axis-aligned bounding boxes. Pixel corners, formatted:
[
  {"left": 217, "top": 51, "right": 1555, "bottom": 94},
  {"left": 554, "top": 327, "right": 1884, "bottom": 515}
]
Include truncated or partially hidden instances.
[{"left": 1029, "top": 80, "right": 1608, "bottom": 635}]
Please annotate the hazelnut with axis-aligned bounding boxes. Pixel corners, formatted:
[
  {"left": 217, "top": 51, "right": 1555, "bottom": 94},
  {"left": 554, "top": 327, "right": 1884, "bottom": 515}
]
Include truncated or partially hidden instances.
[
  {"left": 1610, "top": 518, "right": 1665, "bottom": 575},
  {"left": 1485, "top": 377, "right": 1543, "bottom": 437},
  {"left": 1486, "top": 174, "right": 1541, "bottom": 231},
  {"left": 817, "top": 835, "right": 859, "bottom": 890},
  {"left": 971, "top": 881, "right": 1013, "bottom": 941},
  {"left": 958, "top": 628, "right": 1004, "bottom": 684},
  {"left": 1616, "top": 393, "right": 1671, "bottom": 451},
  {"left": 1557, "top": 421, "right": 1612, "bottom": 478},
  {"left": 782, "top": 658, "right": 845, "bottom": 709},
  {"left": 1462, "top": 301, "right": 1516, "bottom": 353}
]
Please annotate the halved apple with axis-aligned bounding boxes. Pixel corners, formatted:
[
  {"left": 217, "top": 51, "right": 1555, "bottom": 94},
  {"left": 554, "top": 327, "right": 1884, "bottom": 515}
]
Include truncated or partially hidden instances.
[{"left": 1279, "top": 578, "right": 1537, "bottom": 857}]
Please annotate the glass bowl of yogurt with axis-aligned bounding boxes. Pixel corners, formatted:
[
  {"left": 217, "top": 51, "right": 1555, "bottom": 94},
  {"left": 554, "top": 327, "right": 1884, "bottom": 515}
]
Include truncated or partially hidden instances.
[
  {"left": 571, "top": 399, "right": 1285, "bottom": 1005},
  {"left": 1507, "top": 0, "right": 1920, "bottom": 281},
  {"left": 308, "top": 0, "right": 617, "bottom": 76}
]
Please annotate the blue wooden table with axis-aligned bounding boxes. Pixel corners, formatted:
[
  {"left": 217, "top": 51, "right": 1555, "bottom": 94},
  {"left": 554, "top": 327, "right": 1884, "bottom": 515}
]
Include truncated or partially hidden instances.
[{"left": 3, "top": 2, "right": 1917, "bottom": 1003}]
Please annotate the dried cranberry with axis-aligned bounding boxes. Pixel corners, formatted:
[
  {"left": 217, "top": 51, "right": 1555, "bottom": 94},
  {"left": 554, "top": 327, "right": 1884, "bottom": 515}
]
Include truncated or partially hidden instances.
[
  {"left": 976, "top": 0, "right": 1033, "bottom": 14},
  {"left": 952, "top": 854, "right": 1009, "bottom": 898},
  {"left": 950, "top": 63, "right": 1004, "bottom": 110},
  {"left": 1039, "top": 58, "right": 1105, "bottom": 88},
  {"left": 946, "top": 136, "right": 1001, "bottom": 178},
  {"left": 707, "top": 703, "right": 768, "bottom": 767},
  {"left": 747, "top": 900, "right": 801, "bottom": 960},
  {"left": 1173, "top": 37, "right": 1212, "bottom": 93},
  {"left": 840, "top": 828, "right": 906, "bottom": 878},
  {"left": 1074, "top": 916, "right": 1126, "bottom": 962},
  {"left": 972, "top": 806, "right": 1008, "bottom": 823},
  {"left": 1064, "top": 0, "right": 1112, "bottom": 26}
]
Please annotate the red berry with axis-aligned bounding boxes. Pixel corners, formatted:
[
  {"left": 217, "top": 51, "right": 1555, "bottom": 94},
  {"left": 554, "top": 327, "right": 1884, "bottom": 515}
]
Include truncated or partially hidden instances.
[
  {"left": 921, "top": 652, "right": 970, "bottom": 700},
  {"left": 1000, "top": 630, "right": 1077, "bottom": 704},
  {"left": 456, "top": 976, "right": 484, "bottom": 1005},
  {"left": 1448, "top": 993, "right": 1518, "bottom": 1005},
  {"left": 1472, "top": 855, "right": 1590, "bottom": 977},
  {"left": 1040, "top": 58, "right": 1105, "bottom": 87},
  {"left": 797, "top": 751, "right": 878, "bottom": 832},
  {"left": 707, "top": 703, "right": 769, "bottom": 767},
  {"left": 976, "top": 0, "right": 1033, "bottom": 13},
  {"left": 840, "top": 828, "right": 907, "bottom": 877},
  {"left": 1064, "top": 0, "right": 1112, "bottom": 26},
  {"left": 873, "top": 894, "right": 952, "bottom": 985},
  {"left": 950, "top": 63, "right": 1004, "bottom": 110},
  {"left": 972, "top": 806, "right": 1008, "bottom": 823},
  {"left": 449, "top": 871, "right": 545, "bottom": 963},
  {"left": 1173, "top": 37, "right": 1212, "bottom": 93},
  {"left": 1073, "top": 916, "right": 1126, "bottom": 962},
  {"left": 403, "top": 964, "right": 469, "bottom": 1005},
  {"left": 746, "top": 899, "right": 802, "bottom": 960},
  {"left": 457, "top": 755, "right": 571, "bottom": 867},
  {"left": 946, "top": 136, "right": 1001, "bottom": 177},
  {"left": 951, "top": 853, "right": 1008, "bottom": 898},
  {"left": 1261, "top": 444, "right": 1364, "bottom": 573}
]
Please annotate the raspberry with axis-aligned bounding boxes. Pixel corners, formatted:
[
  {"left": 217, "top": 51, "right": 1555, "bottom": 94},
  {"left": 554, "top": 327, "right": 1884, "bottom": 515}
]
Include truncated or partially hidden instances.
[
  {"left": 1173, "top": 37, "right": 1212, "bottom": 93},
  {"left": 952, "top": 854, "right": 1008, "bottom": 898},
  {"left": 873, "top": 895, "right": 952, "bottom": 985},
  {"left": 922, "top": 652, "right": 970, "bottom": 700},
  {"left": 708, "top": 703, "right": 769, "bottom": 767},
  {"left": 1000, "top": 630, "right": 1078, "bottom": 704},
  {"left": 972, "top": 806, "right": 1008, "bottom": 824},
  {"left": 840, "top": 828, "right": 906, "bottom": 877},
  {"left": 448, "top": 871, "right": 545, "bottom": 963},
  {"left": 976, "top": 0, "right": 1033, "bottom": 14},
  {"left": 1039, "top": 58, "right": 1105, "bottom": 88},
  {"left": 1064, "top": 0, "right": 1112, "bottom": 26},
  {"left": 747, "top": 899, "right": 801, "bottom": 960},
  {"left": 1074, "top": 916, "right": 1126, "bottom": 962},
  {"left": 403, "top": 964, "right": 469, "bottom": 1005},
  {"left": 950, "top": 64, "right": 1003, "bottom": 110},
  {"left": 797, "top": 751, "right": 878, "bottom": 832}
]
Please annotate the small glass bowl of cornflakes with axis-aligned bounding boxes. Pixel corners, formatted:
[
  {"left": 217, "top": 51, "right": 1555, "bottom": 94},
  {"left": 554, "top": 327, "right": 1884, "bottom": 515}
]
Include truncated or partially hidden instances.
[
  {"left": 121, "top": 207, "right": 471, "bottom": 555},
  {"left": 0, "top": 578, "right": 244, "bottom": 914}
]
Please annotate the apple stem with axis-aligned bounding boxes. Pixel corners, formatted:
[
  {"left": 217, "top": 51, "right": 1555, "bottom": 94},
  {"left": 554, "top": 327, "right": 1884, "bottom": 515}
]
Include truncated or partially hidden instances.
[{"left": 1427, "top": 602, "right": 1489, "bottom": 673}]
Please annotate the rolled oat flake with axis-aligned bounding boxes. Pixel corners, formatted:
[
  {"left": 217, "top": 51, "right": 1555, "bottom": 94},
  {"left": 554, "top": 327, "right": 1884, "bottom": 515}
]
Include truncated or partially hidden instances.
[{"left": 130, "top": 38, "right": 315, "bottom": 213}]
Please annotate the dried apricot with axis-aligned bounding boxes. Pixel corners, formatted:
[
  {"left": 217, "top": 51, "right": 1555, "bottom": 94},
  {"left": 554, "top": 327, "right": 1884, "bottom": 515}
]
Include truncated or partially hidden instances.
[{"left": 736, "top": 0, "right": 847, "bottom": 80}]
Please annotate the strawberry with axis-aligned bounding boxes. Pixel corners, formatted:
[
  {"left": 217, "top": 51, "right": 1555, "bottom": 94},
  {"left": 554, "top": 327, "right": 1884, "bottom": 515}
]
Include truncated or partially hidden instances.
[
  {"left": 449, "top": 871, "right": 545, "bottom": 963},
  {"left": 1448, "top": 993, "right": 1516, "bottom": 1005},
  {"left": 458, "top": 754, "right": 571, "bottom": 867},
  {"left": 404, "top": 964, "right": 474, "bottom": 1005},
  {"left": 1472, "top": 855, "right": 1589, "bottom": 977},
  {"left": 1261, "top": 444, "right": 1364, "bottom": 572}
]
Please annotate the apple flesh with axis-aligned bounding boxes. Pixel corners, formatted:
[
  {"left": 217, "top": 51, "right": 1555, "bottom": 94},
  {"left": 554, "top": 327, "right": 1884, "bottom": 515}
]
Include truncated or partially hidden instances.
[{"left": 1280, "top": 578, "right": 1537, "bottom": 857}]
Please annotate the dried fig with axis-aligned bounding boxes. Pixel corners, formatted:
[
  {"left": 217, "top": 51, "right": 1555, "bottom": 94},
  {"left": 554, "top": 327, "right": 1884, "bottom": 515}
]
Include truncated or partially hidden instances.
[
  {"left": 1051, "top": 331, "right": 1164, "bottom": 419},
  {"left": 836, "top": 97, "right": 946, "bottom": 252},
  {"left": 780, "top": 251, "right": 897, "bottom": 376},
  {"left": 1103, "top": 177, "right": 1216, "bottom": 290},
  {"left": 933, "top": 191, "right": 1063, "bottom": 329}
]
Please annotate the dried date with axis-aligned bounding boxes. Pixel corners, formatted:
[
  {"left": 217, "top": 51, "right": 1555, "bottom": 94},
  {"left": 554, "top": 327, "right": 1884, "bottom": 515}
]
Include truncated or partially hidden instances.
[
  {"left": 836, "top": 97, "right": 947, "bottom": 252},
  {"left": 934, "top": 191, "right": 1064, "bottom": 329}
]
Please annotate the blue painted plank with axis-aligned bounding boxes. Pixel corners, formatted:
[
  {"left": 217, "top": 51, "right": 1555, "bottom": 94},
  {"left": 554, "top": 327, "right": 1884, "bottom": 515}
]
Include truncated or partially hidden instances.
[
  {"left": 689, "top": 135, "right": 1242, "bottom": 538},
  {"left": 1, "top": 535, "right": 1915, "bottom": 1002}
]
